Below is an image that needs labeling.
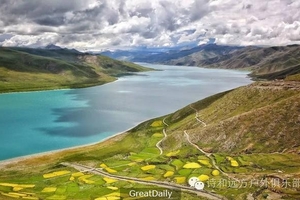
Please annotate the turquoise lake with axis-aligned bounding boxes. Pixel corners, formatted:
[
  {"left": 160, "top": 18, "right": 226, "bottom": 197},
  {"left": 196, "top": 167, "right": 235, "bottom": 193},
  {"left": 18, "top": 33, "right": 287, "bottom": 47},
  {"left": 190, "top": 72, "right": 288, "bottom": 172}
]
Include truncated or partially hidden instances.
[{"left": 0, "top": 63, "right": 253, "bottom": 160}]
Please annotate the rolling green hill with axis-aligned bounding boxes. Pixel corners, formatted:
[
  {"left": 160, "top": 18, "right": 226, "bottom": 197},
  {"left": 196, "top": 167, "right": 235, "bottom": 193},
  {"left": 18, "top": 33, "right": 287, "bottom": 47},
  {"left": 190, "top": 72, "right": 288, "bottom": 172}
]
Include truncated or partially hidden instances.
[
  {"left": 0, "top": 79, "right": 299, "bottom": 199},
  {"left": 0, "top": 47, "right": 151, "bottom": 93}
]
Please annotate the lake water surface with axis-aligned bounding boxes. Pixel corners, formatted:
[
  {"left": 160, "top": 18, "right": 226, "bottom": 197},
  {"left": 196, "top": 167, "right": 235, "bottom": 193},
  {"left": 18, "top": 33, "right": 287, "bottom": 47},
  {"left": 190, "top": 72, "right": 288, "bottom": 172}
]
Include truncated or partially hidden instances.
[{"left": 0, "top": 63, "right": 252, "bottom": 160}]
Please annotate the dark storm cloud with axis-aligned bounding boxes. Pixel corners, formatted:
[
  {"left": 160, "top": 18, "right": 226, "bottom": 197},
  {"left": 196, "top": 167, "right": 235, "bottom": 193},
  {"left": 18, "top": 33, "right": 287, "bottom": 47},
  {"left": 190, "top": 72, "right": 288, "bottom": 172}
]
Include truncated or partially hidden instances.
[
  {"left": 189, "top": 0, "right": 209, "bottom": 22},
  {"left": 34, "top": 15, "right": 65, "bottom": 26},
  {"left": 9, "top": 0, "right": 86, "bottom": 18},
  {"left": 0, "top": 0, "right": 86, "bottom": 26},
  {"left": 243, "top": 4, "right": 252, "bottom": 10},
  {"left": 141, "top": 29, "right": 160, "bottom": 39}
]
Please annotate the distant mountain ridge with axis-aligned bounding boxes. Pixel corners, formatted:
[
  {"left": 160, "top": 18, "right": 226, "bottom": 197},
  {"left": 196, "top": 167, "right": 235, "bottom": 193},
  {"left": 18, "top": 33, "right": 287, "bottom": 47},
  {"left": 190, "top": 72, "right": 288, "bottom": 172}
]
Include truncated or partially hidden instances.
[
  {"left": 100, "top": 44, "right": 242, "bottom": 63},
  {"left": 160, "top": 44, "right": 243, "bottom": 66},
  {"left": 44, "top": 44, "right": 63, "bottom": 50},
  {"left": 100, "top": 44, "right": 300, "bottom": 81}
]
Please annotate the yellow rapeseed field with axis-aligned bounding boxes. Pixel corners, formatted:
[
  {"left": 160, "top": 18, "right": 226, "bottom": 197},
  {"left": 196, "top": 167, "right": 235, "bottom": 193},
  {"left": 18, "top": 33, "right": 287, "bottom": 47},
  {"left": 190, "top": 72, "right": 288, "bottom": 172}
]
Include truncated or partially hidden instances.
[
  {"left": 107, "top": 187, "right": 118, "bottom": 190},
  {"left": 198, "top": 159, "right": 210, "bottom": 166},
  {"left": 127, "top": 162, "right": 136, "bottom": 166},
  {"left": 78, "top": 175, "right": 95, "bottom": 184},
  {"left": 1, "top": 192, "right": 21, "bottom": 198},
  {"left": 100, "top": 163, "right": 108, "bottom": 168},
  {"left": 0, "top": 191, "right": 38, "bottom": 199},
  {"left": 150, "top": 120, "right": 163, "bottom": 127},
  {"left": 41, "top": 187, "right": 57, "bottom": 193},
  {"left": 230, "top": 160, "right": 239, "bottom": 167},
  {"left": 103, "top": 177, "right": 118, "bottom": 184},
  {"left": 183, "top": 162, "right": 201, "bottom": 169},
  {"left": 0, "top": 182, "right": 35, "bottom": 195},
  {"left": 72, "top": 172, "right": 85, "bottom": 177},
  {"left": 17, "top": 184, "right": 35, "bottom": 188},
  {"left": 198, "top": 174, "right": 210, "bottom": 181},
  {"left": 105, "top": 167, "right": 117, "bottom": 173},
  {"left": 43, "top": 170, "right": 70, "bottom": 178},
  {"left": 12, "top": 187, "right": 23, "bottom": 191},
  {"left": 226, "top": 156, "right": 239, "bottom": 167},
  {"left": 0, "top": 183, "right": 35, "bottom": 188},
  {"left": 163, "top": 171, "right": 174, "bottom": 177},
  {"left": 166, "top": 150, "right": 180, "bottom": 157},
  {"left": 212, "top": 170, "right": 220, "bottom": 176},
  {"left": 0, "top": 183, "right": 17, "bottom": 187},
  {"left": 174, "top": 177, "right": 186, "bottom": 184},
  {"left": 141, "top": 165, "right": 156, "bottom": 171}
]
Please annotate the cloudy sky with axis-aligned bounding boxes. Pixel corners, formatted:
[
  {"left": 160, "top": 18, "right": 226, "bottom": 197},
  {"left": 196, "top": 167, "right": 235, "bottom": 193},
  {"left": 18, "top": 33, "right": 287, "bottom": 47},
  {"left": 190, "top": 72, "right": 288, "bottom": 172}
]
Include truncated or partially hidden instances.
[{"left": 0, "top": 0, "right": 299, "bottom": 50}]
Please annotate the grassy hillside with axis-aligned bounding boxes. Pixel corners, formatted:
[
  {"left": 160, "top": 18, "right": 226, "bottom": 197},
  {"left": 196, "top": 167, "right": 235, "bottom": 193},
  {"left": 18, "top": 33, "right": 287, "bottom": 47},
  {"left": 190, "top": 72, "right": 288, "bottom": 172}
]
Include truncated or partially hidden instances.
[
  {"left": 162, "top": 44, "right": 300, "bottom": 81},
  {"left": 0, "top": 80, "right": 299, "bottom": 199},
  {"left": 0, "top": 47, "right": 151, "bottom": 93},
  {"left": 164, "top": 81, "right": 300, "bottom": 153}
]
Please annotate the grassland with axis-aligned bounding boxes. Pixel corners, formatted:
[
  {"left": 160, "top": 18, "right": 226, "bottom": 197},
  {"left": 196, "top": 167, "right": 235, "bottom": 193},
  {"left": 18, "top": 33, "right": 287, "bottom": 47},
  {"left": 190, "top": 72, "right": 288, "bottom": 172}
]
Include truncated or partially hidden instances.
[
  {"left": 0, "top": 79, "right": 299, "bottom": 199},
  {"left": 0, "top": 47, "right": 151, "bottom": 93}
]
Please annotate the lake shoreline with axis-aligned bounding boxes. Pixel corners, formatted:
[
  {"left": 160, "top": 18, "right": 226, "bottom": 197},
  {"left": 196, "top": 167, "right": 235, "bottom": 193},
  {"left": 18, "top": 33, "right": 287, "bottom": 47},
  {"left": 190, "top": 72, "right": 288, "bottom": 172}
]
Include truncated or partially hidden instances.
[
  {"left": 0, "top": 78, "right": 115, "bottom": 95},
  {"left": 0, "top": 117, "right": 155, "bottom": 167}
]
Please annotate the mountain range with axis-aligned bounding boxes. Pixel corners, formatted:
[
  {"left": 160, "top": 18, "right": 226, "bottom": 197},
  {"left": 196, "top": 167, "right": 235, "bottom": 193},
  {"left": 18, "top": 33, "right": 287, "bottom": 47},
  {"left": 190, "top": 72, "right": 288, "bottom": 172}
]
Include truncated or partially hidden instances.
[{"left": 101, "top": 44, "right": 300, "bottom": 80}]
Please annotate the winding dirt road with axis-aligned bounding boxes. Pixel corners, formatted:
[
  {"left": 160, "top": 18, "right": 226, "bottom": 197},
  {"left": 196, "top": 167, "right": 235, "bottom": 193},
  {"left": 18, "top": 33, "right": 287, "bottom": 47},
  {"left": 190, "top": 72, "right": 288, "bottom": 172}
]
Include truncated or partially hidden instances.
[
  {"left": 156, "top": 117, "right": 169, "bottom": 155},
  {"left": 61, "top": 162, "right": 226, "bottom": 200},
  {"left": 189, "top": 104, "right": 207, "bottom": 127}
]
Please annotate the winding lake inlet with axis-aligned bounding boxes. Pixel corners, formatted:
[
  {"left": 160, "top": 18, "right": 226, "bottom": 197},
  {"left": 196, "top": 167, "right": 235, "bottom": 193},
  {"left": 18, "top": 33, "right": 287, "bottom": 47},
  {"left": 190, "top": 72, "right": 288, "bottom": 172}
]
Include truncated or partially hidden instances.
[{"left": 0, "top": 63, "right": 252, "bottom": 160}]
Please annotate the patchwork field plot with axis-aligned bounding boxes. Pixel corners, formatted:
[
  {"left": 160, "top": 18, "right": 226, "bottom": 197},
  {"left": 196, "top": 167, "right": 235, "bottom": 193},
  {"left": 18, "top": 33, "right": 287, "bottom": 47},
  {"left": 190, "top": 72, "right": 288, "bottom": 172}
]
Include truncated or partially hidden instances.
[
  {"left": 41, "top": 187, "right": 57, "bottom": 193},
  {"left": 183, "top": 162, "right": 201, "bottom": 169},
  {"left": 1, "top": 147, "right": 298, "bottom": 200},
  {"left": 43, "top": 171, "right": 71, "bottom": 179},
  {"left": 164, "top": 171, "right": 174, "bottom": 177},
  {"left": 150, "top": 120, "right": 163, "bottom": 127}
]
